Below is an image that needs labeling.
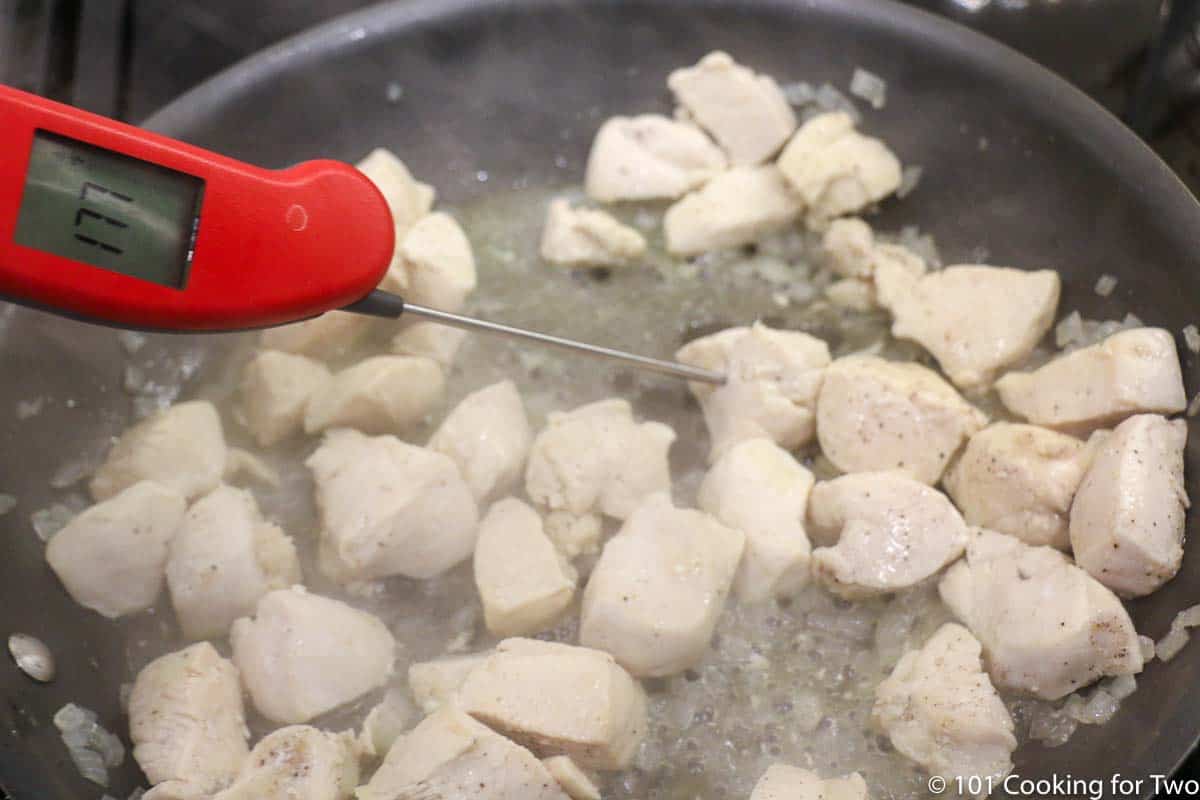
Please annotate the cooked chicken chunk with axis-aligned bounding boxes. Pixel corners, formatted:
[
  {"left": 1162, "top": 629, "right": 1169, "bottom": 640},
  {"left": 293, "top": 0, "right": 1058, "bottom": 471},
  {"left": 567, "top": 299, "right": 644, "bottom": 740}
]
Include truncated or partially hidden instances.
[
  {"left": 407, "top": 652, "right": 490, "bottom": 714},
  {"left": 873, "top": 623, "right": 1016, "bottom": 789},
  {"left": 213, "top": 725, "right": 361, "bottom": 800},
  {"left": 304, "top": 355, "right": 445, "bottom": 436},
  {"left": 1070, "top": 414, "right": 1189, "bottom": 597},
  {"left": 697, "top": 438, "right": 815, "bottom": 602},
  {"left": 46, "top": 481, "right": 185, "bottom": 618},
  {"left": 166, "top": 485, "right": 301, "bottom": 640},
  {"left": 676, "top": 322, "right": 831, "bottom": 463},
  {"left": 580, "top": 493, "right": 744, "bottom": 677},
  {"left": 307, "top": 429, "right": 479, "bottom": 582},
  {"left": 540, "top": 198, "right": 647, "bottom": 268},
  {"left": 458, "top": 638, "right": 647, "bottom": 770},
  {"left": 356, "top": 147, "right": 435, "bottom": 238},
  {"left": 91, "top": 401, "right": 226, "bottom": 502},
  {"left": 777, "top": 111, "right": 902, "bottom": 222},
  {"left": 359, "top": 688, "right": 417, "bottom": 758},
  {"left": 544, "top": 511, "right": 604, "bottom": 561},
  {"left": 391, "top": 321, "right": 468, "bottom": 368},
  {"left": 525, "top": 398, "right": 675, "bottom": 520},
  {"left": 995, "top": 327, "right": 1187, "bottom": 432},
  {"left": 238, "top": 350, "right": 331, "bottom": 447},
  {"left": 667, "top": 51, "right": 796, "bottom": 165},
  {"left": 816, "top": 356, "right": 987, "bottom": 484},
  {"left": 750, "top": 765, "right": 868, "bottom": 800},
  {"left": 822, "top": 217, "right": 926, "bottom": 310},
  {"left": 808, "top": 472, "right": 969, "bottom": 598},
  {"left": 939, "top": 528, "right": 1143, "bottom": 700},
  {"left": 542, "top": 756, "right": 601, "bottom": 800},
  {"left": 474, "top": 500, "right": 577, "bottom": 637},
  {"left": 357, "top": 707, "right": 570, "bottom": 800},
  {"left": 428, "top": 380, "right": 532, "bottom": 504},
  {"left": 943, "top": 422, "right": 1099, "bottom": 549},
  {"left": 128, "top": 642, "right": 249, "bottom": 793},
  {"left": 664, "top": 166, "right": 802, "bottom": 256},
  {"left": 230, "top": 587, "right": 395, "bottom": 724},
  {"left": 260, "top": 312, "right": 370, "bottom": 361},
  {"left": 223, "top": 447, "right": 281, "bottom": 488},
  {"left": 380, "top": 212, "right": 477, "bottom": 314},
  {"left": 584, "top": 114, "right": 727, "bottom": 202},
  {"left": 875, "top": 264, "right": 1061, "bottom": 389}
]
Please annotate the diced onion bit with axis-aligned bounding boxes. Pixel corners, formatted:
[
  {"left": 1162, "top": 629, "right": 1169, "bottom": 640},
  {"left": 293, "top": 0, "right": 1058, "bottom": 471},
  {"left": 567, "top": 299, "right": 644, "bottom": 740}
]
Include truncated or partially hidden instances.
[
  {"left": 782, "top": 81, "right": 817, "bottom": 106},
  {"left": 1094, "top": 274, "right": 1118, "bottom": 297},
  {"left": 1138, "top": 635, "right": 1157, "bottom": 662},
  {"left": 1188, "top": 392, "right": 1200, "bottom": 418},
  {"left": 8, "top": 633, "right": 54, "bottom": 682},
  {"left": 116, "top": 330, "right": 147, "bottom": 355},
  {"left": 1027, "top": 706, "right": 1078, "bottom": 748},
  {"left": 1184, "top": 324, "right": 1200, "bottom": 353},
  {"left": 30, "top": 503, "right": 79, "bottom": 542},
  {"left": 849, "top": 68, "right": 887, "bottom": 110},
  {"left": 0, "top": 494, "right": 15, "bottom": 516},
  {"left": 896, "top": 166, "right": 923, "bottom": 199},
  {"left": 1156, "top": 604, "right": 1200, "bottom": 662},
  {"left": 53, "top": 702, "right": 125, "bottom": 787},
  {"left": 1054, "top": 311, "right": 1084, "bottom": 348}
]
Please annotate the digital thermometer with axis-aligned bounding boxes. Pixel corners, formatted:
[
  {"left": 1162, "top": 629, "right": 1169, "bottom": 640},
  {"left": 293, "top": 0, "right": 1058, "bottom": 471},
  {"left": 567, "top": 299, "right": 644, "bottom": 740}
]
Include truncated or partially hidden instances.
[{"left": 0, "top": 85, "right": 723, "bottom": 384}]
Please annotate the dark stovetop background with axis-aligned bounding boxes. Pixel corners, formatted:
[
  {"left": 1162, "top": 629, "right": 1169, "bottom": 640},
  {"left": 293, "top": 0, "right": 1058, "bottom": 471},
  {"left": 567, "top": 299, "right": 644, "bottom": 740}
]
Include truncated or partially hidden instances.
[{"left": 3, "top": 0, "right": 1200, "bottom": 794}]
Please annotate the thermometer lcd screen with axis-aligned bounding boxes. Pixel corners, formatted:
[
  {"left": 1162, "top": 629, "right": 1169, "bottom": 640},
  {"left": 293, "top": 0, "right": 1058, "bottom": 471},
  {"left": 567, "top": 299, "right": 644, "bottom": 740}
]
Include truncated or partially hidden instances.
[{"left": 14, "top": 131, "right": 204, "bottom": 288}]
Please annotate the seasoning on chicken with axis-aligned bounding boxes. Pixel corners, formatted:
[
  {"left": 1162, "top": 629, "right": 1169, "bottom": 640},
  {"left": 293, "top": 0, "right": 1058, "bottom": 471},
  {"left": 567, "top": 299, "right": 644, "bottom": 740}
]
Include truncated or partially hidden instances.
[
  {"left": 822, "top": 217, "right": 926, "bottom": 311},
  {"left": 525, "top": 398, "right": 675, "bottom": 520},
  {"left": 667, "top": 52, "right": 796, "bottom": 166},
  {"left": 45, "top": 481, "right": 185, "bottom": 619},
  {"left": 128, "top": 642, "right": 249, "bottom": 794},
  {"left": 230, "top": 587, "right": 395, "bottom": 724},
  {"left": 676, "top": 322, "right": 831, "bottom": 463},
  {"left": 238, "top": 350, "right": 331, "bottom": 447},
  {"left": 697, "top": 438, "right": 814, "bottom": 603},
  {"left": 816, "top": 356, "right": 987, "bottom": 484},
  {"left": 939, "top": 528, "right": 1143, "bottom": 700},
  {"left": 664, "top": 166, "right": 802, "bottom": 256},
  {"left": 380, "top": 212, "right": 477, "bottom": 314},
  {"left": 356, "top": 147, "right": 435, "bottom": 238},
  {"left": 943, "top": 422, "right": 1101, "bottom": 550},
  {"left": 428, "top": 380, "right": 532, "bottom": 504},
  {"left": 474, "top": 499, "right": 577, "bottom": 637},
  {"left": 457, "top": 637, "right": 647, "bottom": 770},
  {"left": 808, "top": 471, "right": 969, "bottom": 598},
  {"left": 875, "top": 264, "right": 1061, "bottom": 389},
  {"left": 1070, "top": 414, "right": 1189, "bottom": 597},
  {"left": 165, "top": 485, "right": 301, "bottom": 640},
  {"left": 259, "top": 312, "right": 370, "bottom": 361},
  {"left": 580, "top": 493, "right": 744, "bottom": 677},
  {"left": 995, "top": 327, "right": 1187, "bottom": 432},
  {"left": 212, "top": 725, "right": 361, "bottom": 800},
  {"left": 749, "top": 765, "right": 868, "bottom": 800},
  {"left": 307, "top": 429, "right": 479, "bottom": 582},
  {"left": 584, "top": 115, "right": 727, "bottom": 202},
  {"left": 90, "top": 400, "right": 227, "bottom": 502},
  {"left": 777, "top": 111, "right": 902, "bottom": 223},
  {"left": 872, "top": 623, "right": 1016, "bottom": 792},
  {"left": 356, "top": 707, "right": 571, "bottom": 800},
  {"left": 540, "top": 198, "right": 648, "bottom": 268},
  {"left": 542, "top": 756, "right": 601, "bottom": 800},
  {"left": 304, "top": 355, "right": 445, "bottom": 436},
  {"left": 407, "top": 652, "right": 491, "bottom": 714}
]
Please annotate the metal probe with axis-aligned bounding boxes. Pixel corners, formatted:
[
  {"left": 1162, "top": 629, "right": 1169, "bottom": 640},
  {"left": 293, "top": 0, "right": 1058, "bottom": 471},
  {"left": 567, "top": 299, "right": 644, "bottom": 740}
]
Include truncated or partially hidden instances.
[{"left": 344, "top": 289, "right": 726, "bottom": 386}]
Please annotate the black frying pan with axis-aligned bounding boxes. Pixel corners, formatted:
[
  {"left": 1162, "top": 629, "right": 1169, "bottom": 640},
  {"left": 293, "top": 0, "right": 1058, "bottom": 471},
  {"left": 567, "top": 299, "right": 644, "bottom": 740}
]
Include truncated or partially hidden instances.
[{"left": 2, "top": 1, "right": 1199, "bottom": 797}]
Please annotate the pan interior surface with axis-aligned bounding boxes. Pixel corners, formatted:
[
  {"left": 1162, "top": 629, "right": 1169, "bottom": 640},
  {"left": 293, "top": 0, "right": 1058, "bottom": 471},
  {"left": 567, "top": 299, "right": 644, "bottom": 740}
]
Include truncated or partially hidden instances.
[{"left": 3, "top": 1, "right": 1200, "bottom": 798}]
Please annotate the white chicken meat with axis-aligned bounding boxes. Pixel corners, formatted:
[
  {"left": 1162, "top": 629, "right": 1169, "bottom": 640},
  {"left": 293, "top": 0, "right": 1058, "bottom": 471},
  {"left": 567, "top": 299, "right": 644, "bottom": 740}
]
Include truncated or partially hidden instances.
[
  {"left": 91, "top": 400, "right": 226, "bottom": 502},
  {"left": 46, "top": 481, "right": 185, "bottom": 619},
  {"left": 474, "top": 499, "right": 577, "bottom": 637},
  {"left": 816, "top": 355, "right": 987, "bottom": 484},
  {"left": 580, "top": 493, "right": 745, "bottom": 677},
  {"left": 304, "top": 355, "right": 445, "bottom": 436},
  {"left": 875, "top": 264, "right": 1061, "bottom": 389},
  {"left": 939, "top": 528, "right": 1144, "bottom": 700},
  {"left": 525, "top": 398, "right": 675, "bottom": 521},
  {"left": 407, "top": 652, "right": 491, "bottom": 714},
  {"left": 128, "top": 642, "right": 249, "bottom": 793},
  {"left": 1070, "top": 414, "right": 1189, "bottom": 597},
  {"left": 391, "top": 321, "right": 468, "bottom": 368},
  {"left": 676, "top": 322, "right": 831, "bottom": 463},
  {"left": 238, "top": 349, "right": 332, "bottom": 447},
  {"left": 230, "top": 586, "right": 395, "bottom": 724},
  {"left": 540, "top": 198, "right": 647, "bottom": 268},
  {"left": 749, "top": 765, "right": 868, "bottom": 800},
  {"left": 380, "top": 211, "right": 477, "bottom": 314},
  {"left": 664, "top": 165, "right": 802, "bottom": 256},
  {"left": 821, "top": 217, "right": 927, "bottom": 311},
  {"left": 584, "top": 114, "right": 727, "bottom": 202},
  {"left": 213, "top": 725, "right": 361, "bottom": 800},
  {"left": 428, "top": 379, "right": 532, "bottom": 504},
  {"left": 355, "top": 147, "right": 435, "bottom": 238},
  {"left": 697, "top": 437, "right": 815, "bottom": 603},
  {"left": 307, "top": 429, "right": 479, "bottom": 582},
  {"left": 259, "top": 312, "right": 370, "bottom": 361},
  {"left": 808, "top": 471, "right": 969, "bottom": 598},
  {"left": 872, "top": 623, "right": 1016, "bottom": 791},
  {"left": 995, "top": 327, "right": 1187, "bottom": 432},
  {"left": 943, "top": 422, "right": 1100, "bottom": 550},
  {"left": 165, "top": 484, "right": 301, "bottom": 640}
]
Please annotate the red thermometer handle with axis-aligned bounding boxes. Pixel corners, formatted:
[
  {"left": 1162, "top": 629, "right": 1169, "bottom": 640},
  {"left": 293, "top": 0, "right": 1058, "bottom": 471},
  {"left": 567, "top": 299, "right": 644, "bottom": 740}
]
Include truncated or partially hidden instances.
[{"left": 0, "top": 85, "right": 395, "bottom": 331}]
